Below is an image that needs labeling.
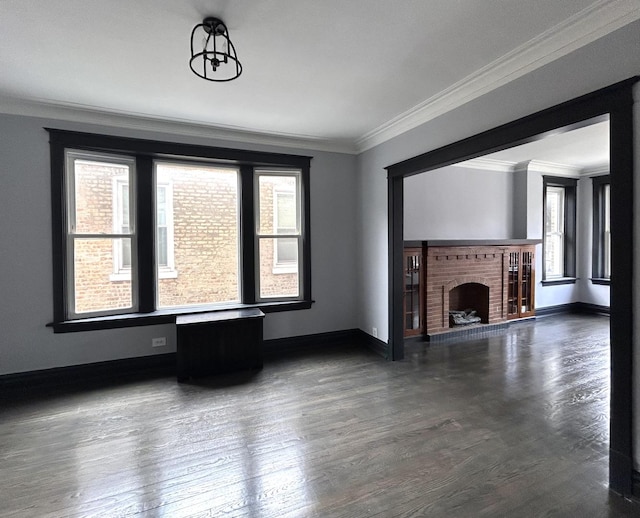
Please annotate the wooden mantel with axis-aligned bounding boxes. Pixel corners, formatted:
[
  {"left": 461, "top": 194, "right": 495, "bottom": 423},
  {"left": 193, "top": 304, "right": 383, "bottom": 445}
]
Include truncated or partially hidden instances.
[{"left": 405, "top": 239, "right": 541, "bottom": 248}]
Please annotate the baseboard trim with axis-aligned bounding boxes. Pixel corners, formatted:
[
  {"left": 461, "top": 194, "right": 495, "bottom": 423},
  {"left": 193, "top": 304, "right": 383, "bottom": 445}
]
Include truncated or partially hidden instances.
[
  {"left": 0, "top": 329, "right": 368, "bottom": 388},
  {"left": 575, "top": 302, "right": 610, "bottom": 316},
  {"left": 0, "top": 353, "right": 176, "bottom": 389},
  {"left": 536, "top": 302, "right": 610, "bottom": 317},
  {"left": 535, "top": 303, "right": 576, "bottom": 317},
  {"left": 357, "top": 330, "right": 388, "bottom": 359}
]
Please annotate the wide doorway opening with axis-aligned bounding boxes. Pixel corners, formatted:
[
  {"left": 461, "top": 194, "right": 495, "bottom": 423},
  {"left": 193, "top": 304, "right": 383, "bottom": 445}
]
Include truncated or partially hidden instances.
[{"left": 387, "top": 79, "right": 636, "bottom": 495}]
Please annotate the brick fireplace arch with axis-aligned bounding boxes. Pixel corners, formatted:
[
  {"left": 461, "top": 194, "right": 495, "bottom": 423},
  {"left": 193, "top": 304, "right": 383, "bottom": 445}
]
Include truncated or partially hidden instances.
[
  {"left": 425, "top": 244, "right": 508, "bottom": 335},
  {"left": 447, "top": 280, "right": 490, "bottom": 325}
]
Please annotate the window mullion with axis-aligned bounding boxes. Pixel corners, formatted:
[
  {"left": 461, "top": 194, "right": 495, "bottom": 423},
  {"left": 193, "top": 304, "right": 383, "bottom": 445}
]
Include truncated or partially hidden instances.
[
  {"left": 136, "top": 156, "right": 155, "bottom": 312},
  {"left": 240, "top": 165, "right": 256, "bottom": 304},
  {"left": 301, "top": 163, "right": 311, "bottom": 300}
]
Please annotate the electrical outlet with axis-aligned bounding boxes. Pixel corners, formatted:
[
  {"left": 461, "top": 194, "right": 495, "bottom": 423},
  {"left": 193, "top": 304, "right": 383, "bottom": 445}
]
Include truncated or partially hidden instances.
[
  {"left": 372, "top": 327, "right": 378, "bottom": 338},
  {"left": 152, "top": 337, "right": 167, "bottom": 347}
]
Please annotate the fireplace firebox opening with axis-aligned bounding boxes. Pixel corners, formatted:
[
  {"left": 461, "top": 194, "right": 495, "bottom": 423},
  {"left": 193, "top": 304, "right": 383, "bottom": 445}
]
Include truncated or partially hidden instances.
[{"left": 448, "top": 282, "right": 489, "bottom": 327}]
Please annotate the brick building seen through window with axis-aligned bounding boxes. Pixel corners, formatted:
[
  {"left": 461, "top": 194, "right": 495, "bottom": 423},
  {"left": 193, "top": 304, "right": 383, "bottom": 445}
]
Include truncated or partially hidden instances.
[{"left": 72, "top": 159, "right": 298, "bottom": 314}]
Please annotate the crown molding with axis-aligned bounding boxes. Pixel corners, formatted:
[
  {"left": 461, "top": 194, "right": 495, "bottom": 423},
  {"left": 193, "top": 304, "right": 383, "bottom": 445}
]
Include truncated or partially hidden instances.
[
  {"left": 0, "top": 96, "right": 358, "bottom": 155},
  {"left": 455, "top": 157, "right": 516, "bottom": 172},
  {"left": 581, "top": 163, "right": 610, "bottom": 176},
  {"left": 527, "top": 160, "right": 581, "bottom": 177},
  {"left": 356, "top": 0, "right": 640, "bottom": 153},
  {"left": 449, "top": 157, "right": 605, "bottom": 175}
]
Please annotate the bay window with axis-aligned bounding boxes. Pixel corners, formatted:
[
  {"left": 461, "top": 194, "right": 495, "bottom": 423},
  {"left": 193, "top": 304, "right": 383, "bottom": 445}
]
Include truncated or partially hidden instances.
[{"left": 48, "top": 129, "right": 312, "bottom": 331}]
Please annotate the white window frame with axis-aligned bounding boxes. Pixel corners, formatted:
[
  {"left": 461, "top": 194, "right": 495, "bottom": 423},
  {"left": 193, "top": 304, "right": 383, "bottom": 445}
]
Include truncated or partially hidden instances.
[
  {"left": 111, "top": 176, "right": 132, "bottom": 279},
  {"left": 272, "top": 187, "right": 298, "bottom": 274},
  {"left": 154, "top": 160, "right": 241, "bottom": 309},
  {"left": 544, "top": 185, "right": 566, "bottom": 279},
  {"left": 65, "top": 151, "right": 138, "bottom": 318},
  {"left": 154, "top": 173, "right": 177, "bottom": 279},
  {"left": 255, "top": 169, "right": 303, "bottom": 300},
  {"left": 110, "top": 177, "right": 177, "bottom": 281}
]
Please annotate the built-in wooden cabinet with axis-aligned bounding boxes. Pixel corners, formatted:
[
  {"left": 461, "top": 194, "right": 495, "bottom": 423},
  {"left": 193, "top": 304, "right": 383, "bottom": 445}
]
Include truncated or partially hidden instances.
[
  {"left": 507, "top": 246, "right": 536, "bottom": 320},
  {"left": 403, "top": 247, "right": 424, "bottom": 336}
]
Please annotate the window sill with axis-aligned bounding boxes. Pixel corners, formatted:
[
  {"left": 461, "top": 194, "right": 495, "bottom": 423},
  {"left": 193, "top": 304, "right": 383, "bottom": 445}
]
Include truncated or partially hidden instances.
[
  {"left": 48, "top": 300, "right": 313, "bottom": 333},
  {"left": 272, "top": 265, "right": 298, "bottom": 275},
  {"left": 590, "top": 278, "right": 611, "bottom": 286},
  {"left": 541, "top": 277, "right": 577, "bottom": 286},
  {"left": 109, "top": 269, "right": 178, "bottom": 282}
]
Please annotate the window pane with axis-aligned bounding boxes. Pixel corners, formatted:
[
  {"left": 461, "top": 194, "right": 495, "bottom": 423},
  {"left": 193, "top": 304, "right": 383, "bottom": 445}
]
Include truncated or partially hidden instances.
[
  {"left": 71, "top": 157, "right": 132, "bottom": 235},
  {"left": 276, "top": 192, "right": 296, "bottom": 232},
  {"left": 156, "top": 163, "right": 239, "bottom": 308},
  {"left": 259, "top": 238, "right": 299, "bottom": 298},
  {"left": 545, "top": 187, "right": 564, "bottom": 234},
  {"left": 604, "top": 184, "right": 611, "bottom": 232},
  {"left": 73, "top": 238, "right": 132, "bottom": 314},
  {"left": 155, "top": 184, "right": 170, "bottom": 269},
  {"left": 157, "top": 227, "right": 168, "bottom": 267},
  {"left": 256, "top": 172, "right": 302, "bottom": 299},
  {"left": 545, "top": 234, "right": 564, "bottom": 277},
  {"left": 157, "top": 186, "right": 167, "bottom": 226},
  {"left": 257, "top": 174, "right": 299, "bottom": 235},
  {"left": 114, "top": 182, "right": 132, "bottom": 271},
  {"left": 277, "top": 237, "right": 298, "bottom": 264},
  {"left": 604, "top": 184, "right": 611, "bottom": 278},
  {"left": 545, "top": 186, "right": 565, "bottom": 278},
  {"left": 604, "top": 231, "right": 611, "bottom": 278},
  {"left": 121, "top": 236, "right": 132, "bottom": 269}
]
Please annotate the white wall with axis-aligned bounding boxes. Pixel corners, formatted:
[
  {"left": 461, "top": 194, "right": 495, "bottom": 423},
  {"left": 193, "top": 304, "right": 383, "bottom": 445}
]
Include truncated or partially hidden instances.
[
  {"left": 355, "top": 20, "right": 639, "bottom": 464},
  {"left": 0, "top": 114, "right": 359, "bottom": 375},
  {"left": 403, "top": 165, "right": 513, "bottom": 240}
]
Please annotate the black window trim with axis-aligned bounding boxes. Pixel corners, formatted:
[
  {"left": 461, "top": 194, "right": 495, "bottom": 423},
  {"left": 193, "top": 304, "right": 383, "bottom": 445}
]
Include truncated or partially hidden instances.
[
  {"left": 591, "top": 174, "right": 611, "bottom": 285},
  {"left": 47, "top": 129, "right": 313, "bottom": 333},
  {"left": 541, "top": 175, "right": 577, "bottom": 285}
]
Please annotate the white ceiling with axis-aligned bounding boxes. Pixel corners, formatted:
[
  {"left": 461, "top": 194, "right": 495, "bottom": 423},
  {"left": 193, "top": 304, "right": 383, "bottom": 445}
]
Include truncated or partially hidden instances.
[
  {"left": 469, "top": 119, "right": 610, "bottom": 171},
  {"left": 1, "top": 1, "right": 639, "bottom": 153}
]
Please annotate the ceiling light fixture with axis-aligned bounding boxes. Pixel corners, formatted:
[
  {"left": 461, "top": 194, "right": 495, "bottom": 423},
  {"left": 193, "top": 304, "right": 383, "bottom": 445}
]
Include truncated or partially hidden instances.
[{"left": 190, "top": 17, "right": 242, "bottom": 82}]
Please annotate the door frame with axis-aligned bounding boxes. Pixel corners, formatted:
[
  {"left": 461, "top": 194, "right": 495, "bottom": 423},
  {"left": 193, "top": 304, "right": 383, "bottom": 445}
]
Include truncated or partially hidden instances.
[{"left": 386, "top": 77, "right": 638, "bottom": 495}]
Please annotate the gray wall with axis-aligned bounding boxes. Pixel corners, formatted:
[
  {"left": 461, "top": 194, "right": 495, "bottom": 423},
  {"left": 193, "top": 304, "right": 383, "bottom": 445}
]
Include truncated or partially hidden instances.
[
  {"left": 403, "top": 165, "right": 513, "bottom": 240},
  {"left": 403, "top": 161, "right": 610, "bottom": 309},
  {"left": 0, "top": 114, "right": 359, "bottom": 375},
  {"left": 356, "top": 20, "right": 639, "bottom": 463}
]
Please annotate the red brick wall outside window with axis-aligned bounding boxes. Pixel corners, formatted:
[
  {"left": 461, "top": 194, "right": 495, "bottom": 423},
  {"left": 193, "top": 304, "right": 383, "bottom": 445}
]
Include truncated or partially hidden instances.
[{"left": 72, "top": 160, "right": 297, "bottom": 314}]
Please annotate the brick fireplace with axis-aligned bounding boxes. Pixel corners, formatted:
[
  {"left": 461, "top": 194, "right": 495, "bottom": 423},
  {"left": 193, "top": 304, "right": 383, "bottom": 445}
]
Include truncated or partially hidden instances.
[{"left": 419, "top": 240, "right": 539, "bottom": 337}]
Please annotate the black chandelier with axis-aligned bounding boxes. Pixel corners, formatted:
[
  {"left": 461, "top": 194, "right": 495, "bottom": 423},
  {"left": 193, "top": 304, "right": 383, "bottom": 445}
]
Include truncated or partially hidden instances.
[{"left": 190, "top": 17, "right": 242, "bottom": 82}]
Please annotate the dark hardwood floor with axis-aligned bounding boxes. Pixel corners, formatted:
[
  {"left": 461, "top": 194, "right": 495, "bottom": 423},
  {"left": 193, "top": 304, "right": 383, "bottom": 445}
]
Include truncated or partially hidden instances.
[{"left": 2, "top": 314, "right": 639, "bottom": 517}]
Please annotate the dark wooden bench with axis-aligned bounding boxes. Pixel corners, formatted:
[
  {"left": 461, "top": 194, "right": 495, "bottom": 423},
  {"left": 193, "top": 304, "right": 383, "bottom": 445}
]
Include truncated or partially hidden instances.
[{"left": 176, "top": 308, "right": 265, "bottom": 381}]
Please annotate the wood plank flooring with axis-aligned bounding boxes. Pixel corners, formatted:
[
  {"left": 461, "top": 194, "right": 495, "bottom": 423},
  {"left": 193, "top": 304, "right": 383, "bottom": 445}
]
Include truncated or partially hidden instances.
[{"left": 2, "top": 314, "right": 639, "bottom": 517}]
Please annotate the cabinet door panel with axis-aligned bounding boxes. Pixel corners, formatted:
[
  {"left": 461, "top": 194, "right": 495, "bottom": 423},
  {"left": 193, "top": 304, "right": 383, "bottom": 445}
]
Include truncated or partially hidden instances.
[
  {"left": 403, "top": 248, "right": 423, "bottom": 336},
  {"left": 508, "top": 246, "right": 536, "bottom": 320}
]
